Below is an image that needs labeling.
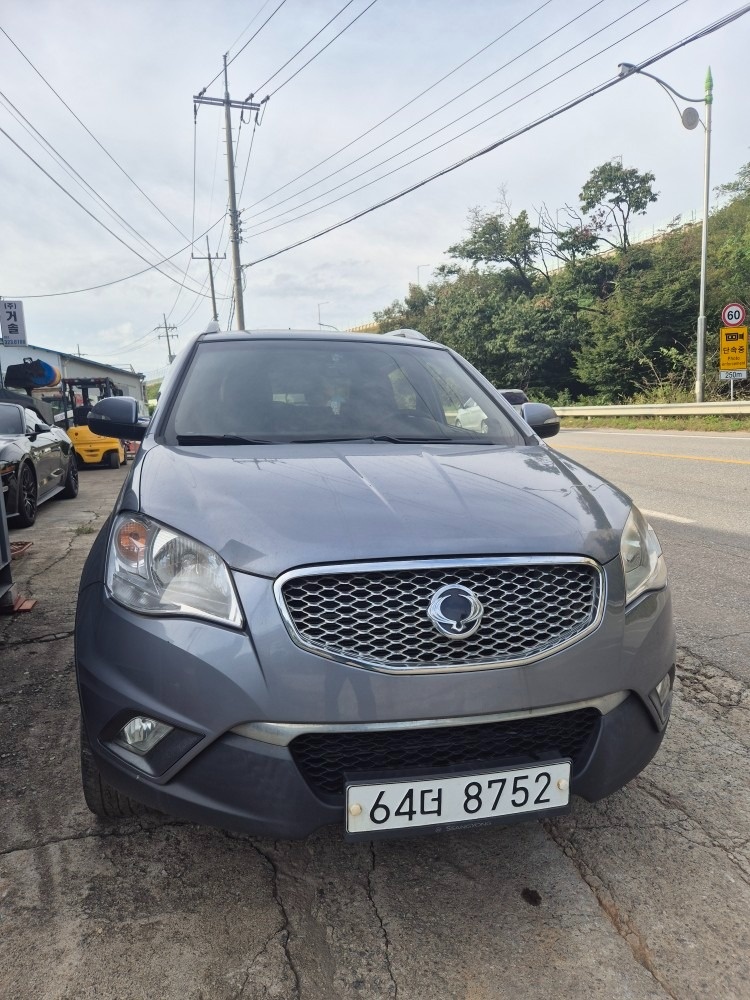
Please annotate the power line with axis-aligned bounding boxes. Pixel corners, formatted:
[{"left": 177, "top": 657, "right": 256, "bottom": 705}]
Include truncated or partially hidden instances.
[
  {"left": 245, "top": 0, "right": 625, "bottom": 226},
  {"left": 244, "top": 4, "right": 750, "bottom": 268},
  {"left": 244, "top": 0, "right": 672, "bottom": 238},
  {"left": 239, "top": 117, "right": 260, "bottom": 204},
  {"left": 227, "top": 0, "right": 275, "bottom": 56},
  {"left": 250, "top": 0, "right": 359, "bottom": 95},
  {"left": 0, "top": 25, "right": 189, "bottom": 242},
  {"left": 245, "top": 0, "right": 556, "bottom": 211},
  {"left": 14, "top": 216, "right": 226, "bottom": 298},
  {"left": 87, "top": 331, "right": 160, "bottom": 359},
  {"left": 198, "top": 0, "right": 289, "bottom": 95},
  {"left": 266, "top": 0, "right": 381, "bottom": 98},
  {"left": 0, "top": 88, "right": 210, "bottom": 295},
  {"left": 0, "top": 123, "right": 214, "bottom": 295}
]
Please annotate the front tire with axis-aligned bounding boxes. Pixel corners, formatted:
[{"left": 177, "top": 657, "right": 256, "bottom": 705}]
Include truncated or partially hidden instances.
[
  {"left": 16, "top": 463, "right": 37, "bottom": 527},
  {"left": 60, "top": 455, "right": 79, "bottom": 499},
  {"left": 107, "top": 451, "right": 120, "bottom": 470},
  {"left": 79, "top": 719, "right": 148, "bottom": 819}
]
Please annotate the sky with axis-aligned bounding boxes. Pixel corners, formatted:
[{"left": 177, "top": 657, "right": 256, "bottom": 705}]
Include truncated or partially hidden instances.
[{"left": 1, "top": 0, "right": 748, "bottom": 382}]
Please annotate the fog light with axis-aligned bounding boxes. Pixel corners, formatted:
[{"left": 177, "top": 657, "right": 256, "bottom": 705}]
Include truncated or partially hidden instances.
[
  {"left": 117, "top": 716, "right": 173, "bottom": 754},
  {"left": 655, "top": 672, "right": 673, "bottom": 704}
]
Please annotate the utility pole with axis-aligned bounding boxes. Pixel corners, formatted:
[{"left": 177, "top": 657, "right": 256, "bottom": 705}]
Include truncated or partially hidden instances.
[
  {"left": 695, "top": 67, "right": 713, "bottom": 404},
  {"left": 158, "top": 313, "right": 178, "bottom": 364},
  {"left": 194, "top": 58, "right": 260, "bottom": 331},
  {"left": 192, "top": 237, "right": 225, "bottom": 322}
]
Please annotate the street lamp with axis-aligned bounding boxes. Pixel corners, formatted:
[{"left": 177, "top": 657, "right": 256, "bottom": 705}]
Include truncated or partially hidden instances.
[
  {"left": 618, "top": 63, "right": 713, "bottom": 403},
  {"left": 316, "top": 302, "right": 339, "bottom": 331}
]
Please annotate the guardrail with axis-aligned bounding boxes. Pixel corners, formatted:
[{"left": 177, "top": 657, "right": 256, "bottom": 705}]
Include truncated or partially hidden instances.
[{"left": 555, "top": 402, "right": 750, "bottom": 417}]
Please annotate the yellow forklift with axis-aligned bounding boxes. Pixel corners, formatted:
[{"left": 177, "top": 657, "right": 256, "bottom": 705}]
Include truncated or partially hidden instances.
[{"left": 62, "top": 377, "right": 126, "bottom": 469}]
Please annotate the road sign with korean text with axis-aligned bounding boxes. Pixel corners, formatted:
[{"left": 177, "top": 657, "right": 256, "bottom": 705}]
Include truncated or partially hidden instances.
[
  {"left": 719, "top": 325, "right": 747, "bottom": 379},
  {"left": 0, "top": 300, "right": 27, "bottom": 346}
]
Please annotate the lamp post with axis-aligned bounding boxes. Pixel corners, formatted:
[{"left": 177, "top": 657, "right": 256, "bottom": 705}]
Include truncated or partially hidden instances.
[{"left": 619, "top": 64, "right": 713, "bottom": 402}]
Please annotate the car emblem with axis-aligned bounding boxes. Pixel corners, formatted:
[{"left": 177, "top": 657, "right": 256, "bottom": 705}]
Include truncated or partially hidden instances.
[{"left": 427, "top": 584, "right": 484, "bottom": 639}]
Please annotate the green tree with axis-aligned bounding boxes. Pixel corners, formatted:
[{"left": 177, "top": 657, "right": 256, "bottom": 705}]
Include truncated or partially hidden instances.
[
  {"left": 371, "top": 160, "right": 750, "bottom": 404},
  {"left": 580, "top": 161, "right": 658, "bottom": 251},
  {"left": 447, "top": 206, "right": 543, "bottom": 296}
]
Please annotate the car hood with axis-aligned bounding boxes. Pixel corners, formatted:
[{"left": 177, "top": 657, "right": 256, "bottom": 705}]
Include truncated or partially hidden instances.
[{"left": 132, "top": 442, "right": 632, "bottom": 577}]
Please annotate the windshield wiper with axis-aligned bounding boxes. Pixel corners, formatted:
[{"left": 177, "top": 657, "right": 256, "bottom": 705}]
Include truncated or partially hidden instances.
[
  {"left": 369, "top": 435, "right": 495, "bottom": 444},
  {"left": 288, "top": 435, "right": 496, "bottom": 445},
  {"left": 176, "top": 434, "right": 273, "bottom": 445}
]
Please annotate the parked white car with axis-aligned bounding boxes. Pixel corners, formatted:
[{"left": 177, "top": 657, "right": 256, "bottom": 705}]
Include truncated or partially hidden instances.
[{"left": 454, "top": 397, "right": 489, "bottom": 433}]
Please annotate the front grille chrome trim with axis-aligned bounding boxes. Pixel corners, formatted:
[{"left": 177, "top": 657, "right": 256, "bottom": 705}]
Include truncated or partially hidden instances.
[
  {"left": 232, "top": 691, "right": 627, "bottom": 746},
  {"left": 273, "top": 556, "right": 607, "bottom": 674}
]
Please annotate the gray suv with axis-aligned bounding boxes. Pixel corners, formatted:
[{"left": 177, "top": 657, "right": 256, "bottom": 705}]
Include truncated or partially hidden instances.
[{"left": 76, "top": 329, "right": 675, "bottom": 839}]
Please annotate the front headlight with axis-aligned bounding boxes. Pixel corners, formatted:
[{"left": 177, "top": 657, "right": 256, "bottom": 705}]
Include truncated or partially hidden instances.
[
  {"left": 620, "top": 507, "right": 667, "bottom": 605},
  {"left": 106, "top": 513, "right": 243, "bottom": 628}
]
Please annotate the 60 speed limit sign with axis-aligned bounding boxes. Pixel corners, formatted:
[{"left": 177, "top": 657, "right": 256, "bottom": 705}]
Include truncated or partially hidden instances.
[{"left": 722, "top": 303, "right": 747, "bottom": 326}]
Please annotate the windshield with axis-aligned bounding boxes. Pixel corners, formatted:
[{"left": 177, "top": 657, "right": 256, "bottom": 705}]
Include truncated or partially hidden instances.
[
  {"left": 166, "top": 339, "right": 525, "bottom": 447},
  {"left": 0, "top": 404, "right": 24, "bottom": 435}
]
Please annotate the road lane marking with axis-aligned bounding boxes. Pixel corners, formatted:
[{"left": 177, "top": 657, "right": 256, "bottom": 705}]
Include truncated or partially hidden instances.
[
  {"left": 559, "top": 445, "right": 750, "bottom": 466},
  {"left": 641, "top": 509, "right": 695, "bottom": 524}
]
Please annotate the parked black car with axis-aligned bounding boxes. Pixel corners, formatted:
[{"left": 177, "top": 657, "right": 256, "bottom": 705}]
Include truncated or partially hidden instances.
[{"left": 0, "top": 399, "right": 79, "bottom": 526}]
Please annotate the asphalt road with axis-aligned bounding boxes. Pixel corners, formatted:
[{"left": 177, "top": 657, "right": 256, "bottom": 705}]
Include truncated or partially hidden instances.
[
  {"left": 1, "top": 439, "right": 748, "bottom": 1000},
  {"left": 554, "top": 428, "right": 750, "bottom": 685}
]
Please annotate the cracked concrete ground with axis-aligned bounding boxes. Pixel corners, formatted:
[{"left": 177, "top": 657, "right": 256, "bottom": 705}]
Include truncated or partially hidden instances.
[{"left": 1, "top": 457, "right": 749, "bottom": 999}]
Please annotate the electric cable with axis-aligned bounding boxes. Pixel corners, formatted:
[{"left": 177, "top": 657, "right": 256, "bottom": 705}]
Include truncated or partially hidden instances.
[
  {"left": 245, "top": 0, "right": 556, "bottom": 210},
  {"left": 14, "top": 216, "right": 226, "bottom": 298},
  {"left": 199, "top": 0, "right": 289, "bottom": 95},
  {"left": 243, "top": 4, "right": 750, "bottom": 268},
  {"left": 266, "top": 0, "right": 381, "bottom": 98},
  {"left": 246, "top": 0, "right": 626, "bottom": 225},
  {"left": 0, "top": 88, "right": 208, "bottom": 292},
  {"left": 0, "top": 123, "right": 216, "bottom": 294},
  {"left": 245, "top": 0, "right": 673, "bottom": 238},
  {"left": 0, "top": 25, "right": 190, "bottom": 242},
  {"left": 87, "top": 331, "right": 161, "bottom": 358},
  {"left": 239, "top": 117, "right": 260, "bottom": 205},
  {"left": 227, "top": 0, "right": 275, "bottom": 56},
  {"left": 250, "top": 0, "right": 359, "bottom": 96}
]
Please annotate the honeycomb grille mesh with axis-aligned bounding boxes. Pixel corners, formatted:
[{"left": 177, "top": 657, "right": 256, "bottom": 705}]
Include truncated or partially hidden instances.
[
  {"left": 291, "top": 708, "right": 601, "bottom": 798},
  {"left": 280, "top": 562, "right": 600, "bottom": 667}
]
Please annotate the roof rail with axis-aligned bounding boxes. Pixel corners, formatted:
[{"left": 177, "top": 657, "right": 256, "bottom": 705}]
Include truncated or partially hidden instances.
[{"left": 384, "top": 328, "right": 429, "bottom": 341}]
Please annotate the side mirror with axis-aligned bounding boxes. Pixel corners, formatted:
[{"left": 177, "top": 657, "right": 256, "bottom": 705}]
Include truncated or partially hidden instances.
[
  {"left": 88, "top": 396, "right": 149, "bottom": 441},
  {"left": 520, "top": 402, "right": 560, "bottom": 439},
  {"left": 34, "top": 423, "right": 50, "bottom": 434}
]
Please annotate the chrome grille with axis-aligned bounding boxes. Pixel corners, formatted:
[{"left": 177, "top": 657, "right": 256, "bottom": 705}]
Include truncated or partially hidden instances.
[{"left": 277, "top": 558, "right": 603, "bottom": 672}]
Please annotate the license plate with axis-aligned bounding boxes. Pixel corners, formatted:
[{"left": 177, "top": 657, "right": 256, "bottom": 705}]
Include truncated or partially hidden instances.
[{"left": 345, "top": 760, "right": 570, "bottom": 836}]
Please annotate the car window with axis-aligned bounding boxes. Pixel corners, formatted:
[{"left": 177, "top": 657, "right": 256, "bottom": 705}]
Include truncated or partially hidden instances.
[
  {"left": 500, "top": 390, "right": 529, "bottom": 406},
  {"left": 167, "top": 339, "right": 525, "bottom": 446},
  {"left": 24, "top": 408, "right": 45, "bottom": 433},
  {"left": 0, "top": 404, "right": 23, "bottom": 435}
]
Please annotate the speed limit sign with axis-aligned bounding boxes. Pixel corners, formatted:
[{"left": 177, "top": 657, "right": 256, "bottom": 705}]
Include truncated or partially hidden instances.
[{"left": 722, "top": 303, "right": 746, "bottom": 326}]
